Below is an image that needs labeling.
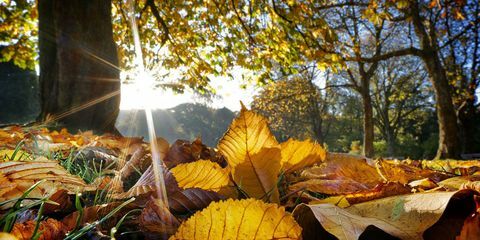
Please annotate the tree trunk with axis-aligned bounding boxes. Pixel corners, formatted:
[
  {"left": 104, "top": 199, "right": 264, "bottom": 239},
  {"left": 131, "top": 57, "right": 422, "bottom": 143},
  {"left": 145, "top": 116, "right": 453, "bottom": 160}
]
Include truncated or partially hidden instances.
[
  {"left": 385, "top": 125, "right": 396, "bottom": 157},
  {"left": 422, "top": 55, "right": 461, "bottom": 159},
  {"left": 361, "top": 90, "right": 375, "bottom": 157},
  {"left": 38, "top": 0, "right": 120, "bottom": 133},
  {"left": 409, "top": 1, "right": 461, "bottom": 159}
]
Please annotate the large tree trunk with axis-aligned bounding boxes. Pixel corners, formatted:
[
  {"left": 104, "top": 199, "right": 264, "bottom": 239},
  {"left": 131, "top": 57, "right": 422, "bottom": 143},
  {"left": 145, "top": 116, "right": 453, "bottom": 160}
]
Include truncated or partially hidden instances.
[
  {"left": 410, "top": 1, "right": 461, "bottom": 159},
  {"left": 422, "top": 55, "right": 461, "bottom": 159},
  {"left": 361, "top": 90, "right": 375, "bottom": 157},
  {"left": 38, "top": 0, "right": 120, "bottom": 133}
]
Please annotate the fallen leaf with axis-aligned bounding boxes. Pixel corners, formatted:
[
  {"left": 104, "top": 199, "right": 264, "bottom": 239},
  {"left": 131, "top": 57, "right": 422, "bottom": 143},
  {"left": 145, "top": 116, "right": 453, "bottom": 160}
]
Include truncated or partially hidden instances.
[
  {"left": 301, "top": 153, "right": 382, "bottom": 188},
  {"left": 455, "top": 210, "right": 480, "bottom": 240},
  {"left": 0, "top": 149, "right": 31, "bottom": 161},
  {"left": 169, "top": 188, "right": 225, "bottom": 214},
  {"left": 439, "top": 175, "right": 480, "bottom": 190},
  {"left": 164, "top": 138, "right": 215, "bottom": 169},
  {"left": 293, "top": 189, "right": 480, "bottom": 240},
  {"left": 170, "top": 160, "right": 230, "bottom": 192},
  {"left": 43, "top": 189, "right": 74, "bottom": 216},
  {"left": 170, "top": 198, "right": 302, "bottom": 239},
  {"left": 112, "top": 164, "right": 179, "bottom": 200},
  {"left": 408, "top": 178, "right": 438, "bottom": 191},
  {"left": 0, "top": 161, "right": 92, "bottom": 208},
  {"left": 280, "top": 139, "right": 326, "bottom": 174},
  {"left": 289, "top": 179, "right": 370, "bottom": 195},
  {"left": 218, "top": 105, "right": 278, "bottom": 168},
  {"left": 11, "top": 218, "right": 68, "bottom": 240},
  {"left": 232, "top": 147, "right": 281, "bottom": 202},
  {"left": 140, "top": 197, "right": 180, "bottom": 236},
  {"left": 218, "top": 106, "right": 281, "bottom": 202},
  {"left": 0, "top": 233, "right": 18, "bottom": 240}
]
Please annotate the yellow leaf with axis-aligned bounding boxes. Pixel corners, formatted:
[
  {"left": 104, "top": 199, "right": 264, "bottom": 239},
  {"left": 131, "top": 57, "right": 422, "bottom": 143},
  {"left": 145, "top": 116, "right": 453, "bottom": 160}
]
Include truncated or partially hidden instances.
[
  {"left": 171, "top": 160, "right": 230, "bottom": 191},
  {"left": 280, "top": 139, "right": 326, "bottom": 173},
  {"left": 218, "top": 104, "right": 278, "bottom": 167},
  {"left": 310, "top": 195, "right": 350, "bottom": 208},
  {"left": 218, "top": 105, "right": 281, "bottom": 202},
  {"left": 0, "top": 233, "right": 17, "bottom": 240},
  {"left": 0, "top": 149, "right": 31, "bottom": 161},
  {"left": 233, "top": 147, "right": 281, "bottom": 202},
  {"left": 170, "top": 198, "right": 302, "bottom": 240}
]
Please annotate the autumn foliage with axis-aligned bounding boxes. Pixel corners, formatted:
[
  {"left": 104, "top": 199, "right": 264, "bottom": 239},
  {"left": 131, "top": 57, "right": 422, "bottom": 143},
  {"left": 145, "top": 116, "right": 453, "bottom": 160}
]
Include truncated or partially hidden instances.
[{"left": 0, "top": 106, "right": 479, "bottom": 239}]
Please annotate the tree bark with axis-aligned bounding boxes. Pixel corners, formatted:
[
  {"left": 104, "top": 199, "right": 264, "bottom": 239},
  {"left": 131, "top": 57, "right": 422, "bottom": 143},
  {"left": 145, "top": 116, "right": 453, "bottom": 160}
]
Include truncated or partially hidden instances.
[
  {"left": 409, "top": 1, "right": 461, "bottom": 159},
  {"left": 361, "top": 89, "right": 375, "bottom": 158},
  {"left": 422, "top": 54, "right": 461, "bottom": 159},
  {"left": 385, "top": 125, "right": 396, "bottom": 157},
  {"left": 38, "top": 0, "right": 120, "bottom": 133}
]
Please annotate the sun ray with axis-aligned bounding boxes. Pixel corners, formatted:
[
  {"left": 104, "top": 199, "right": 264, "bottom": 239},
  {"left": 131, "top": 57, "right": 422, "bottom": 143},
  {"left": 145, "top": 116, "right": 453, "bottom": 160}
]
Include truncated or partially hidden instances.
[{"left": 43, "top": 90, "right": 120, "bottom": 124}]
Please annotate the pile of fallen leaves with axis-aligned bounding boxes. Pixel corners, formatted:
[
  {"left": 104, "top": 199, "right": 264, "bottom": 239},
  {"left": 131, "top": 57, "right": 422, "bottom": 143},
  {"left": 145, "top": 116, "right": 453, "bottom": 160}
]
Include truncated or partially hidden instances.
[{"left": 1, "top": 105, "right": 480, "bottom": 239}]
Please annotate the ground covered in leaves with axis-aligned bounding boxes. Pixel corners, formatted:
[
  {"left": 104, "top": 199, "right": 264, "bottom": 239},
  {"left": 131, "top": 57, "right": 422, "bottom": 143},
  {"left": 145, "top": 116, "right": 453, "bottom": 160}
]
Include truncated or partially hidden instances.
[{"left": 1, "top": 106, "right": 480, "bottom": 239}]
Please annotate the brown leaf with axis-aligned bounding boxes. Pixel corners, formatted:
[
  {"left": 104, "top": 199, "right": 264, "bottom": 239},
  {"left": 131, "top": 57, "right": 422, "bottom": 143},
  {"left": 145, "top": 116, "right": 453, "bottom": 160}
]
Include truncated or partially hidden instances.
[
  {"left": 378, "top": 160, "right": 451, "bottom": 184},
  {"left": 301, "top": 153, "right": 382, "bottom": 188},
  {"left": 289, "top": 179, "right": 370, "bottom": 195},
  {"left": 168, "top": 188, "right": 225, "bottom": 214},
  {"left": 61, "top": 201, "right": 137, "bottom": 231},
  {"left": 111, "top": 164, "right": 179, "bottom": 200},
  {"left": 456, "top": 209, "right": 480, "bottom": 240},
  {"left": 140, "top": 197, "right": 180, "bottom": 236},
  {"left": 164, "top": 138, "right": 215, "bottom": 169},
  {"left": 43, "top": 189, "right": 74, "bottom": 216},
  {"left": 293, "top": 189, "right": 480, "bottom": 240},
  {"left": 11, "top": 218, "right": 68, "bottom": 240},
  {"left": 342, "top": 182, "right": 412, "bottom": 205}
]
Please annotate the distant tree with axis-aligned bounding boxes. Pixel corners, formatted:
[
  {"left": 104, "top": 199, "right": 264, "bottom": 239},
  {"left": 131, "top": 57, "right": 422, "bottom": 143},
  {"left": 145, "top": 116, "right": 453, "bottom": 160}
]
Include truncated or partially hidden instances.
[
  {"left": 251, "top": 67, "right": 334, "bottom": 144},
  {"left": 116, "top": 104, "right": 234, "bottom": 146},
  {"left": 327, "top": 5, "right": 395, "bottom": 157},
  {"left": 356, "top": 0, "right": 480, "bottom": 158},
  {"left": 371, "top": 57, "right": 432, "bottom": 156}
]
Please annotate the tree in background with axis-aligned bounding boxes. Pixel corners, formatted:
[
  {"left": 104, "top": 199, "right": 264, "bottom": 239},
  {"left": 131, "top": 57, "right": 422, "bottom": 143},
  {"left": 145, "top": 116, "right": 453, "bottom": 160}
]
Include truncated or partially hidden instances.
[
  {"left": 437, "top": 0, "right": 480, "bottom": 153},
  {"left": 371, "top": 57, "right": 432, "bottom": 156},
  {"left": 2, "top": 0, "right": 341, "bottom": 132},
  {"left": 326, "top": 4, "right": 398, "bottom": 157},
  {"left": 251, "top": 67, "right": 335, "bottom": 143}
]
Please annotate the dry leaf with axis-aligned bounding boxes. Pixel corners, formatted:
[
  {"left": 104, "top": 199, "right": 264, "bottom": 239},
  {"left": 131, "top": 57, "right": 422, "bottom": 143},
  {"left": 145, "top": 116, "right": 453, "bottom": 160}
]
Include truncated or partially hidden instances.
[
  {"left": 170, "top": 198, "right": 302, "bottom": 240},
  {"left": 140, "top": 197, "right": 180, "bottom": 236},
  {"left": 293, "top": 189, "right": 479, "bottom": 240},
  {"left": 218, "top": 106, "right": 281, "bottom": 202},
  {"left": 280, "top": 139, "right": 326, "bottom": 173},
  {"left": 218, "top": 106, "right": 278, "bottom": 168},
  {"left": 301, "top": 153, "right": 382, "bottom": 188},
  {"left": 0, "top": 161, "right": 92, "bottom": 208},
  {"left": 171, "top": 160, "right": 230, "bottom": 191},
  {"left": 233, "top": 147, "right": 281, "bottom": 202},
  {"left": 455, "top": 210, "right": 480, "bottom": 240},
  {"left": 164, "top": 138, "right": 215, "bottom": 169},
  {"left": 378, "top": 160, "right": 451, "bottom": 184},
  {"left": 0, "top": 149, "right": 31, "bottom": 161},
  {"left": 11, "top": 218, "right": 68, "bottom": 240},
  {"left": 169, "top": 188, "right": 225, "bottom": 214},
  {"left": 43, "top": 189, "right": 74, "bottom": 215},
  {"left": 439, "top": 175, "right": 480, "bottom": 190},
  {"left": 112, "top": 164, "right": 180, "bottom": 200},
  {"left": 289, "top": 179, "right": 370, "bottom": 195},
  {"left": 0, "top": 233, "right": 18, "bottom": 240}
]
